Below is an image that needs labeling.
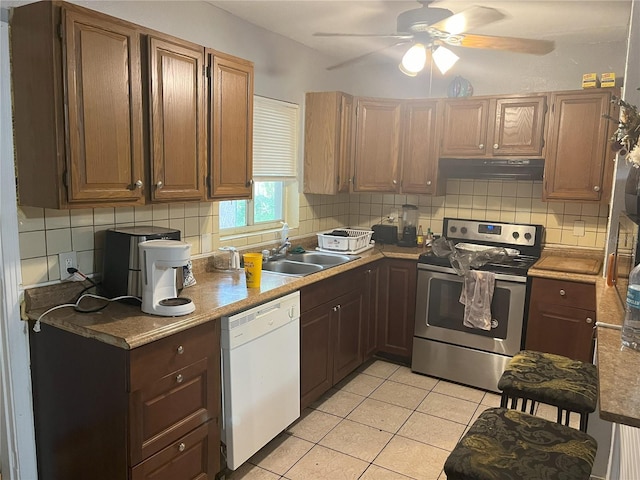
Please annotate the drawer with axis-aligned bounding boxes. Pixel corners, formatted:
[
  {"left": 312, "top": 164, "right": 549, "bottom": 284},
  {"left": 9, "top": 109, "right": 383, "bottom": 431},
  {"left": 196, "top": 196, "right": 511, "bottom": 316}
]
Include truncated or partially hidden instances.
[
  {"left": 131, "top": 421, "right": 218, "bottom": 480},
  {"left": 301, "top": 265, "right": 368, "bottom": 312},
  {"left": 129, "top": 356, "right": 216, "bottom": 465},
  {"left": 130, "top": 321, "right": 216, "bottom": 390},
  {"left": 530, "top": 277, "right": 596, "bottom": 310}
]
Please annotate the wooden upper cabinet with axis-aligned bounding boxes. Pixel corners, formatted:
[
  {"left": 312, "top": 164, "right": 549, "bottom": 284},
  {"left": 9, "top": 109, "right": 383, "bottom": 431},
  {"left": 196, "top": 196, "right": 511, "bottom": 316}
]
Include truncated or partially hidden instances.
[
  {"left": 11, "top": 3, "right": 145, "bottom": 208},
  {"left": 304, "top": 92, "right": 354, "bottom": 194},
  {"left": 492, "top": 96, "right": 546, "bottom": 157},
  {"left": 440, "top": 98, "right": 490, "bottom": 157},
  {"left": 440, "top": 95, "right": 547, "bottom": 158},
  {"left": 208, "top": 51, "right": 254, "bottom": 200},
  {"left": 147, "top": 36, "right": 206, "bottom": 202},
  {"left": 401, "top": 100, "right": 441, "bottom": 195},
  {"left": 353, "top": 98, "right": 402, "bottom": 192},
  {"left": 543, "top": 90, "right": 616, "bottom": 202}
]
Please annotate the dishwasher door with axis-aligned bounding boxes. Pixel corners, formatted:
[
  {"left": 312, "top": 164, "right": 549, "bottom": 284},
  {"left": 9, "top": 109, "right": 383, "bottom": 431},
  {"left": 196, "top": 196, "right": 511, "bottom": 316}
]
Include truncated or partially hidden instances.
[{"left": 221, "top": 291, "right": 300, "bottom": 470}]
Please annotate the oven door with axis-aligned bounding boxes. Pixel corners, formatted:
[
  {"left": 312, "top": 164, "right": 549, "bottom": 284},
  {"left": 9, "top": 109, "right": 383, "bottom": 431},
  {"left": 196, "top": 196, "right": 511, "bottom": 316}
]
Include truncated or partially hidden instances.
[{"left": 414, "top": 265, "right": 527, "bottom": 356}]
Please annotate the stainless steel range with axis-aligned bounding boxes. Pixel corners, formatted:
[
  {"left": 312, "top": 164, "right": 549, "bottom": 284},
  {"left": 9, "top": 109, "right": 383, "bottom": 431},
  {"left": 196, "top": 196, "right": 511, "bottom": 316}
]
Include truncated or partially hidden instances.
[{"left": 412, "top": 217, "right": 543, "bottom": 393}]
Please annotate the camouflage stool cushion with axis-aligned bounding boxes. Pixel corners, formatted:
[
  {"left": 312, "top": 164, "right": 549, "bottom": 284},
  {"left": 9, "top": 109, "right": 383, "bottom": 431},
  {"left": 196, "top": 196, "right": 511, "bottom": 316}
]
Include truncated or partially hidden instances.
[
  {"left": 444, "top": 407, "right": 597, "bottom": 480},
  {"left": 497, "top": 350, "right": 597, "bottom": 431}
]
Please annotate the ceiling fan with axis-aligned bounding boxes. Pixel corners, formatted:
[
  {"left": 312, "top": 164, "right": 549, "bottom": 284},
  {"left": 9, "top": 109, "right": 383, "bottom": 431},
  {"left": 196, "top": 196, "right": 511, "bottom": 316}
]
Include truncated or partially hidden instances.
[{"left": 314, "top": 1, "right": 555, "bottom": 75}]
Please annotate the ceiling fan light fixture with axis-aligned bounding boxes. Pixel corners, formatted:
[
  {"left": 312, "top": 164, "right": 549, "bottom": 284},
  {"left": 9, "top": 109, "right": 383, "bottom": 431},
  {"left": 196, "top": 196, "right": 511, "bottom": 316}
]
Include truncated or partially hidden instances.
[
  {"left": 432, "top": 46, "right": 459, "bottom": 74},
  {"left": 400, "top": 43, "right": 427, "bottom": 75}
]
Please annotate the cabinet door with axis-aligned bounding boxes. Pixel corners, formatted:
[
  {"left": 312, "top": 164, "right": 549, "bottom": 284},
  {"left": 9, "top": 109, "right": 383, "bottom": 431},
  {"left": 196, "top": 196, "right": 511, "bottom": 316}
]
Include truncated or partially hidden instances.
[
  {"left": 543, "top": 91, "right": 614, "bottom": 202},
  {"left": 209, "top": 52, "right": 254, "bottom": 199},
  {"left": 526, "top": 303, "right": 595, "bottom": 362},
  {"left": 440, "top": 99, "right": 490, "bottom": 157},
  {"left": 353, "top": 98, "right": 402, "bottom": 192},
  {"left": 148, "top": 36, "right": 206, "bottom": 202},
  {"left": 363, "top": 263, "right": 382, "bottom": 360},
  {"left": 333, "top": 289, "right": 364, "bottom": 384},
  {"left": 300, "top": 303, "right": 333, "bottom": 409},
  {"left": 64, "top": 9, "right": 145, "bottom": 204},
  {"left": 378, "top": 259, "right": 417, "bottom": 360},
  {"left": 401, "top": 100, "right": 440, "bottom": 195},
  {"left": 492, "top": 96, "right": 547, "bottom": 157},
  {"left": 304, "top": 92, "right": 354, "bottom": 194}
]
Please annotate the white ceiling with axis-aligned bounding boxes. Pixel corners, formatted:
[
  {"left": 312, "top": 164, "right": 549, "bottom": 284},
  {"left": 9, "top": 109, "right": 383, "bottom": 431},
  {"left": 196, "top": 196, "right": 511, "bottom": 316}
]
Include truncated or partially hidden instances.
[{"left": 207, "top": 1, "right": 633, "bottom": 69}]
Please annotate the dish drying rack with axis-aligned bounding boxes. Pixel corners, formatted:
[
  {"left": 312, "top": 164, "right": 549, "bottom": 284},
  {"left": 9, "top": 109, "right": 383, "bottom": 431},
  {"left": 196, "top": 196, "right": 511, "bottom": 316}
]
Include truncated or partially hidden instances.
[{"left": 316, "top": 229, "right": 374, "bottom": 255}]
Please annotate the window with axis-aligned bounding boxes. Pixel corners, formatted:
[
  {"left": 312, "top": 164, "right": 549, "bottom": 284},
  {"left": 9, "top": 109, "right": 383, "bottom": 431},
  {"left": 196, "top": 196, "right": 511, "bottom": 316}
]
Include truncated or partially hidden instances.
[{"left": 219, "top": 96, "right": 298, "bottom": 234}]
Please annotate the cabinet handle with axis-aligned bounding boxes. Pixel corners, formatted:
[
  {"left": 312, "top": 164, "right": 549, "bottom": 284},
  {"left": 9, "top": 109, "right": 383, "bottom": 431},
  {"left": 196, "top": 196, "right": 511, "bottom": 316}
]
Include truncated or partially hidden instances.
[
  {"left": 559, "top": 289, "right": 566, "bottom": 296},
  {"left": 333, "top": 306, "right": 338, "bottom": 312},
  {"left": 176, "top": 345, "right": 184, "bottom": 355},
  {"left": 156, "top": 181, "right": 163, "bottom": 189},
  {"left": 426, "top": 180, "right": 432, "bottom": 186},
  {"left": 392, "top": 179, "right": 397, "bottom": 185},
  {"left": 178, "top": 442, "right": 186, "bottom": 452},
  {"left": 176, "top": 374, "right": 184, "bottom": 384},
  {"left": 135, "top": 180, "right": 143, "bottom": 189},
  {"left": 593, "top": 186, "right": 601, "bottom": 192},
  {"left": 479, "top": 144, "right": 484, "bottom": 149},
  {"left": 246, "top": 179, "right": 254, "bottom": 187},
  {"left": 493, "top": 143, "right": 499, "bottom": 149},
  {"left": 586, "top": 317, "right": 593, "bottom": 324}
]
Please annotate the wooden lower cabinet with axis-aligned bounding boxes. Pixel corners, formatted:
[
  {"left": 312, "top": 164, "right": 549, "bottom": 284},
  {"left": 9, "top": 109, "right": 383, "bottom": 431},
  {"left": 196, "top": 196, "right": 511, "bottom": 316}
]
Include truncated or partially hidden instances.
[
  {"left": 29, "top": 321, "right": 221, "bottom": 480},
  {"left": 377, "top": 259, "right": 417, "bottom": 361},
  {"left": 362, "top": 262, "right": 382, "bottom": 360},
  {"left": 525, "top": 277, "right": 596, "bottom": 362},
  {"left": 300, "top": 267, "right": 366, "bottom": 409}
]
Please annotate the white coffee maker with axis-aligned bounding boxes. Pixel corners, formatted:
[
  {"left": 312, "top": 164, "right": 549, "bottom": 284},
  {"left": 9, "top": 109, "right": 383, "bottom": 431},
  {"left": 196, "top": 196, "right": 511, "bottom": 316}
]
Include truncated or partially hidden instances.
[{"left": 139, "top": 239, "right": 195, "bottom": 316}]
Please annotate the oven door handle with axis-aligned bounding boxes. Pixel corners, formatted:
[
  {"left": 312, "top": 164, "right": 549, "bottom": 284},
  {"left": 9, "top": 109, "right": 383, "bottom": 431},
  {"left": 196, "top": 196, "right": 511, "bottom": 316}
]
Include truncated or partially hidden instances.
[{"left": 417, "top": 263, "right": 527, "bottom": 284}]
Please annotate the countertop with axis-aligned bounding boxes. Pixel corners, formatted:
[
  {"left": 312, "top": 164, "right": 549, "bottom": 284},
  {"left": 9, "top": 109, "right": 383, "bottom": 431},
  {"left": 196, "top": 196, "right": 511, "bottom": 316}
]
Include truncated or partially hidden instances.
[
  {"left": 28, "top": 243, "right": 640, "bottom": 428},
  {"left": 25, "top": 244, "right": 423, "bottom": 349}
]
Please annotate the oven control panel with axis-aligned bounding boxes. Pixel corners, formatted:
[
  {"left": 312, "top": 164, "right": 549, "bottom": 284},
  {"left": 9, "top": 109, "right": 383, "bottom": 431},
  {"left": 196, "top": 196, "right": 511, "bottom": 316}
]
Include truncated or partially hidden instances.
[{"left": 445, "top": 218, "right": 538, "bottom": 247}]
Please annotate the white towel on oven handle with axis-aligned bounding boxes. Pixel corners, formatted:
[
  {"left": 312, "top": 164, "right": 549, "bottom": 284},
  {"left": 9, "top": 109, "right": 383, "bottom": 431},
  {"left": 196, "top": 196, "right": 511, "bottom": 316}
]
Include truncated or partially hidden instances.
[{"left": 459, "top": 270, "right": 495, "bottom": 331}]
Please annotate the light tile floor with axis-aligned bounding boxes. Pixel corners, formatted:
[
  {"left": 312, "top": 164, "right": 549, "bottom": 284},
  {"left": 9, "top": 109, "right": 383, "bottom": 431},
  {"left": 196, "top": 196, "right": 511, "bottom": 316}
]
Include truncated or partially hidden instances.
[{"left": 226, "top": 358, "right": 578, "bottom": 480}]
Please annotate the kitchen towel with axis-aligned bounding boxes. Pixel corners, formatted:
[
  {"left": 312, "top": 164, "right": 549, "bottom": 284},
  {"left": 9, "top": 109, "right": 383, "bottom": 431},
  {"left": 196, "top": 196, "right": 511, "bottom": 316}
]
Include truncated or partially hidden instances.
[{"left": 459, "top": 270, "right": 495, "bottom": 330}]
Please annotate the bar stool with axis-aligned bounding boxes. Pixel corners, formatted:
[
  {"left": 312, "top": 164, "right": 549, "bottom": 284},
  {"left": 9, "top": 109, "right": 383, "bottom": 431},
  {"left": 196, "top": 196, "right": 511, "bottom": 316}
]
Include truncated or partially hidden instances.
[
  {"left": 444, "top": 407, "right": 597, "bottom": 480},
  {"left": 497, "top": 350, "right": 597, "bottom": 432}
]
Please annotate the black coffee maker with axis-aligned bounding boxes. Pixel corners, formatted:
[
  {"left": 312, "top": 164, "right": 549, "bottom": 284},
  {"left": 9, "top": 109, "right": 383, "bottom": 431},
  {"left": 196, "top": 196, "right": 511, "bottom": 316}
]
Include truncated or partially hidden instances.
[{"left": 397, "top": 204, "right": 418, "bottom": 247}]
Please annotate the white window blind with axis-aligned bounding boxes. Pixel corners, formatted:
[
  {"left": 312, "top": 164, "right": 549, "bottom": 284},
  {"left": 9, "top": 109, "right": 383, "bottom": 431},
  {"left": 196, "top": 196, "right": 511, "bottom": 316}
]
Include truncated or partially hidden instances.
[{"left": 253, "top": 96, "right": 298, "bottom": 178}]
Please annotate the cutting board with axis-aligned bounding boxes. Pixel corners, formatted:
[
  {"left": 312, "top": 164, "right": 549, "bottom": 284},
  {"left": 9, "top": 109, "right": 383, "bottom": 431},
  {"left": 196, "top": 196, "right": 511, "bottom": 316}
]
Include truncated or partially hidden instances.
[{"left": 534, "top": 255, "right": 601, "bottom": 275}]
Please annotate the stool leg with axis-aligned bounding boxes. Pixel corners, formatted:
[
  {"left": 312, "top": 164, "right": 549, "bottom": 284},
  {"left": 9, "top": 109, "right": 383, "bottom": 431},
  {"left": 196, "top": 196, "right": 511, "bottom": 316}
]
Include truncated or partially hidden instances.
[
  {"left": 557, "top": 408, "right": 563, "bottom": 424},
  {"left": 580, "top": 413, "right": 589, "bottom": 432},
  {"left": 500, "top": 394, "right": 508, "bottom": 408},
  {"left": 565, "top": 411, "right": 571, "bottom": 427},
  {"left": 529, "top": 401, "right": 536, "bottom": 415}
]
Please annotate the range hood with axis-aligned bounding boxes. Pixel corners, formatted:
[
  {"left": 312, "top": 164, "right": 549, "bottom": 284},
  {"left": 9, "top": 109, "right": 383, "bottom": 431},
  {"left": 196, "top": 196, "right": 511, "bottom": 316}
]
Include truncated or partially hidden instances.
[{"left": 439, "top": 158, "right": 544, "bottom": 181}]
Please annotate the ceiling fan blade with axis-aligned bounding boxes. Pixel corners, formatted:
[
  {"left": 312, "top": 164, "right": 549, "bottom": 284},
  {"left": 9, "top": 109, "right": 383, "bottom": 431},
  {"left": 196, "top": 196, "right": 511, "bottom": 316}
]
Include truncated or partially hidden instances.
[
  {"left": 427, "top": 6, "right": 506, "bottom": 35},
  {"left": 443, "top": 33, "right": 555, "bottom": 55},
  {"left": 314, "top": 32, "right": 413, "bottom": 39},
  {"left": 326, "top": 40, "right": 411, "bottom": 70}
]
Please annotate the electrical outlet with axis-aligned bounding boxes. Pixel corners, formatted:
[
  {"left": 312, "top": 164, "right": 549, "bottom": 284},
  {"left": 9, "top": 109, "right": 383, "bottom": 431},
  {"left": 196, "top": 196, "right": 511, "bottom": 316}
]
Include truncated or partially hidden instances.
[{"left": 58, "top": 251, "right": 78, "bottom": 280}]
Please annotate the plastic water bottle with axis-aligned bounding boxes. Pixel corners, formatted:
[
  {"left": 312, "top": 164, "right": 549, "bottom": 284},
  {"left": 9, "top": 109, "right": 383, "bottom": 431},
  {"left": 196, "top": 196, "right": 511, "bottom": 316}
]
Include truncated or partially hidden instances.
[{"left": 623, "top": 263, "right": 640, "bottom": 350}]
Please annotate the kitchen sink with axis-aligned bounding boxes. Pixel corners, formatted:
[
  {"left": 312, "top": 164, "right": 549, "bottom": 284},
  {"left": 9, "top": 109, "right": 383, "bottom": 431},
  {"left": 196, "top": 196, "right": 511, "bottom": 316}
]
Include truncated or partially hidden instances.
[
  {"left": 261, "top": 251, "right": 358, "bottom": 276},
  {"left": 261, "top": 260, "right": 324, "bottom": 276},
  {"left": 287, "top": 252, "right": 355, "bottom": 265}
]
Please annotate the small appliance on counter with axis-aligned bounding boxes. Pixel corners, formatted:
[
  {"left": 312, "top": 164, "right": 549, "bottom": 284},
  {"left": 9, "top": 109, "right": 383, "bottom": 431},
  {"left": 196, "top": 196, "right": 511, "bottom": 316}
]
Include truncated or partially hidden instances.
[
  {"left": 102, "top": 226, "right": 181, "bottom": 299},
  {"left": 371, "top": 224, "right": 398, "bottom": 244},
  {"left": 139, "top": 239, "right": 195, "bottom": 317},
  {"left": 398, "top": 204, "right": 418, "bottom": 247}
]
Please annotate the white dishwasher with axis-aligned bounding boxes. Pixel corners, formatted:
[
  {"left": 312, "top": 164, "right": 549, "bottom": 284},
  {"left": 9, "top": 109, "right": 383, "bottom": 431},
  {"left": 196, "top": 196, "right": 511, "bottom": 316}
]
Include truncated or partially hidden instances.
[{"left": 221, "top": 290, "right": 300, "bottom": 470}]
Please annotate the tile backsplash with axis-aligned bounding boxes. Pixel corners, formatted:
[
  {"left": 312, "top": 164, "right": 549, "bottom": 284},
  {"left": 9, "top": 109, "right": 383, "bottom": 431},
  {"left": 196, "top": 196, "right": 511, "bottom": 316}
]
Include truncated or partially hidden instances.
[{"left": 18, "top": 179, "right": 608, "bottom": 286}]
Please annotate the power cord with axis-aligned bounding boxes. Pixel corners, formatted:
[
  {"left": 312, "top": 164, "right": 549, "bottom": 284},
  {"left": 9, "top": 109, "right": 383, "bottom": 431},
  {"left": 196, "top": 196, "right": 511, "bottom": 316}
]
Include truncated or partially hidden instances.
[{"left": 33, "top": 292, "right": 142, "bottom": 333}]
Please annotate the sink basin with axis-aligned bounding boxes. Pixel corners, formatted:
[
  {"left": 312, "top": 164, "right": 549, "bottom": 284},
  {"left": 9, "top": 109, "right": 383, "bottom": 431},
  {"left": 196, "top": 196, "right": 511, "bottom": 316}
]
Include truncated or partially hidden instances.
[
  {"left": 287, "top": 252, "right": 356, "bottom": 265},
  {"left": 261, "top": 251, "right": 358, "bottom": 276},
  {"left": 261, "top": 260, "right": 323, "bottom": 276}
]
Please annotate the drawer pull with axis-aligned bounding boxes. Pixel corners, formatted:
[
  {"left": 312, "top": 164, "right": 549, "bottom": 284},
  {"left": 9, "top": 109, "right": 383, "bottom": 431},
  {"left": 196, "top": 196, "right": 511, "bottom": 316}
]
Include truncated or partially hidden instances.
[
  {"left": 176, "top": 374, "right": 184, "bottom": 384},
  {"left": 176, "top": 345, "right": 184, "bottom": 355},
  {"left": 559, "top": 289, "right": 566, "bottom": 296},
  {"left": 586, "top": 317, "right": 593, "bottom": 324},
  {"left": 178, "top": 442, "right": 186, "bottom": 452}
]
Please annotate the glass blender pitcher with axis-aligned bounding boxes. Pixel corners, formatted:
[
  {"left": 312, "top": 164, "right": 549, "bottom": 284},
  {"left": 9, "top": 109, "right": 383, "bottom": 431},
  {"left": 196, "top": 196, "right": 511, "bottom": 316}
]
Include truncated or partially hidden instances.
[{"left": 398, "top": 204, "right": 418, "bottom": 247}]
